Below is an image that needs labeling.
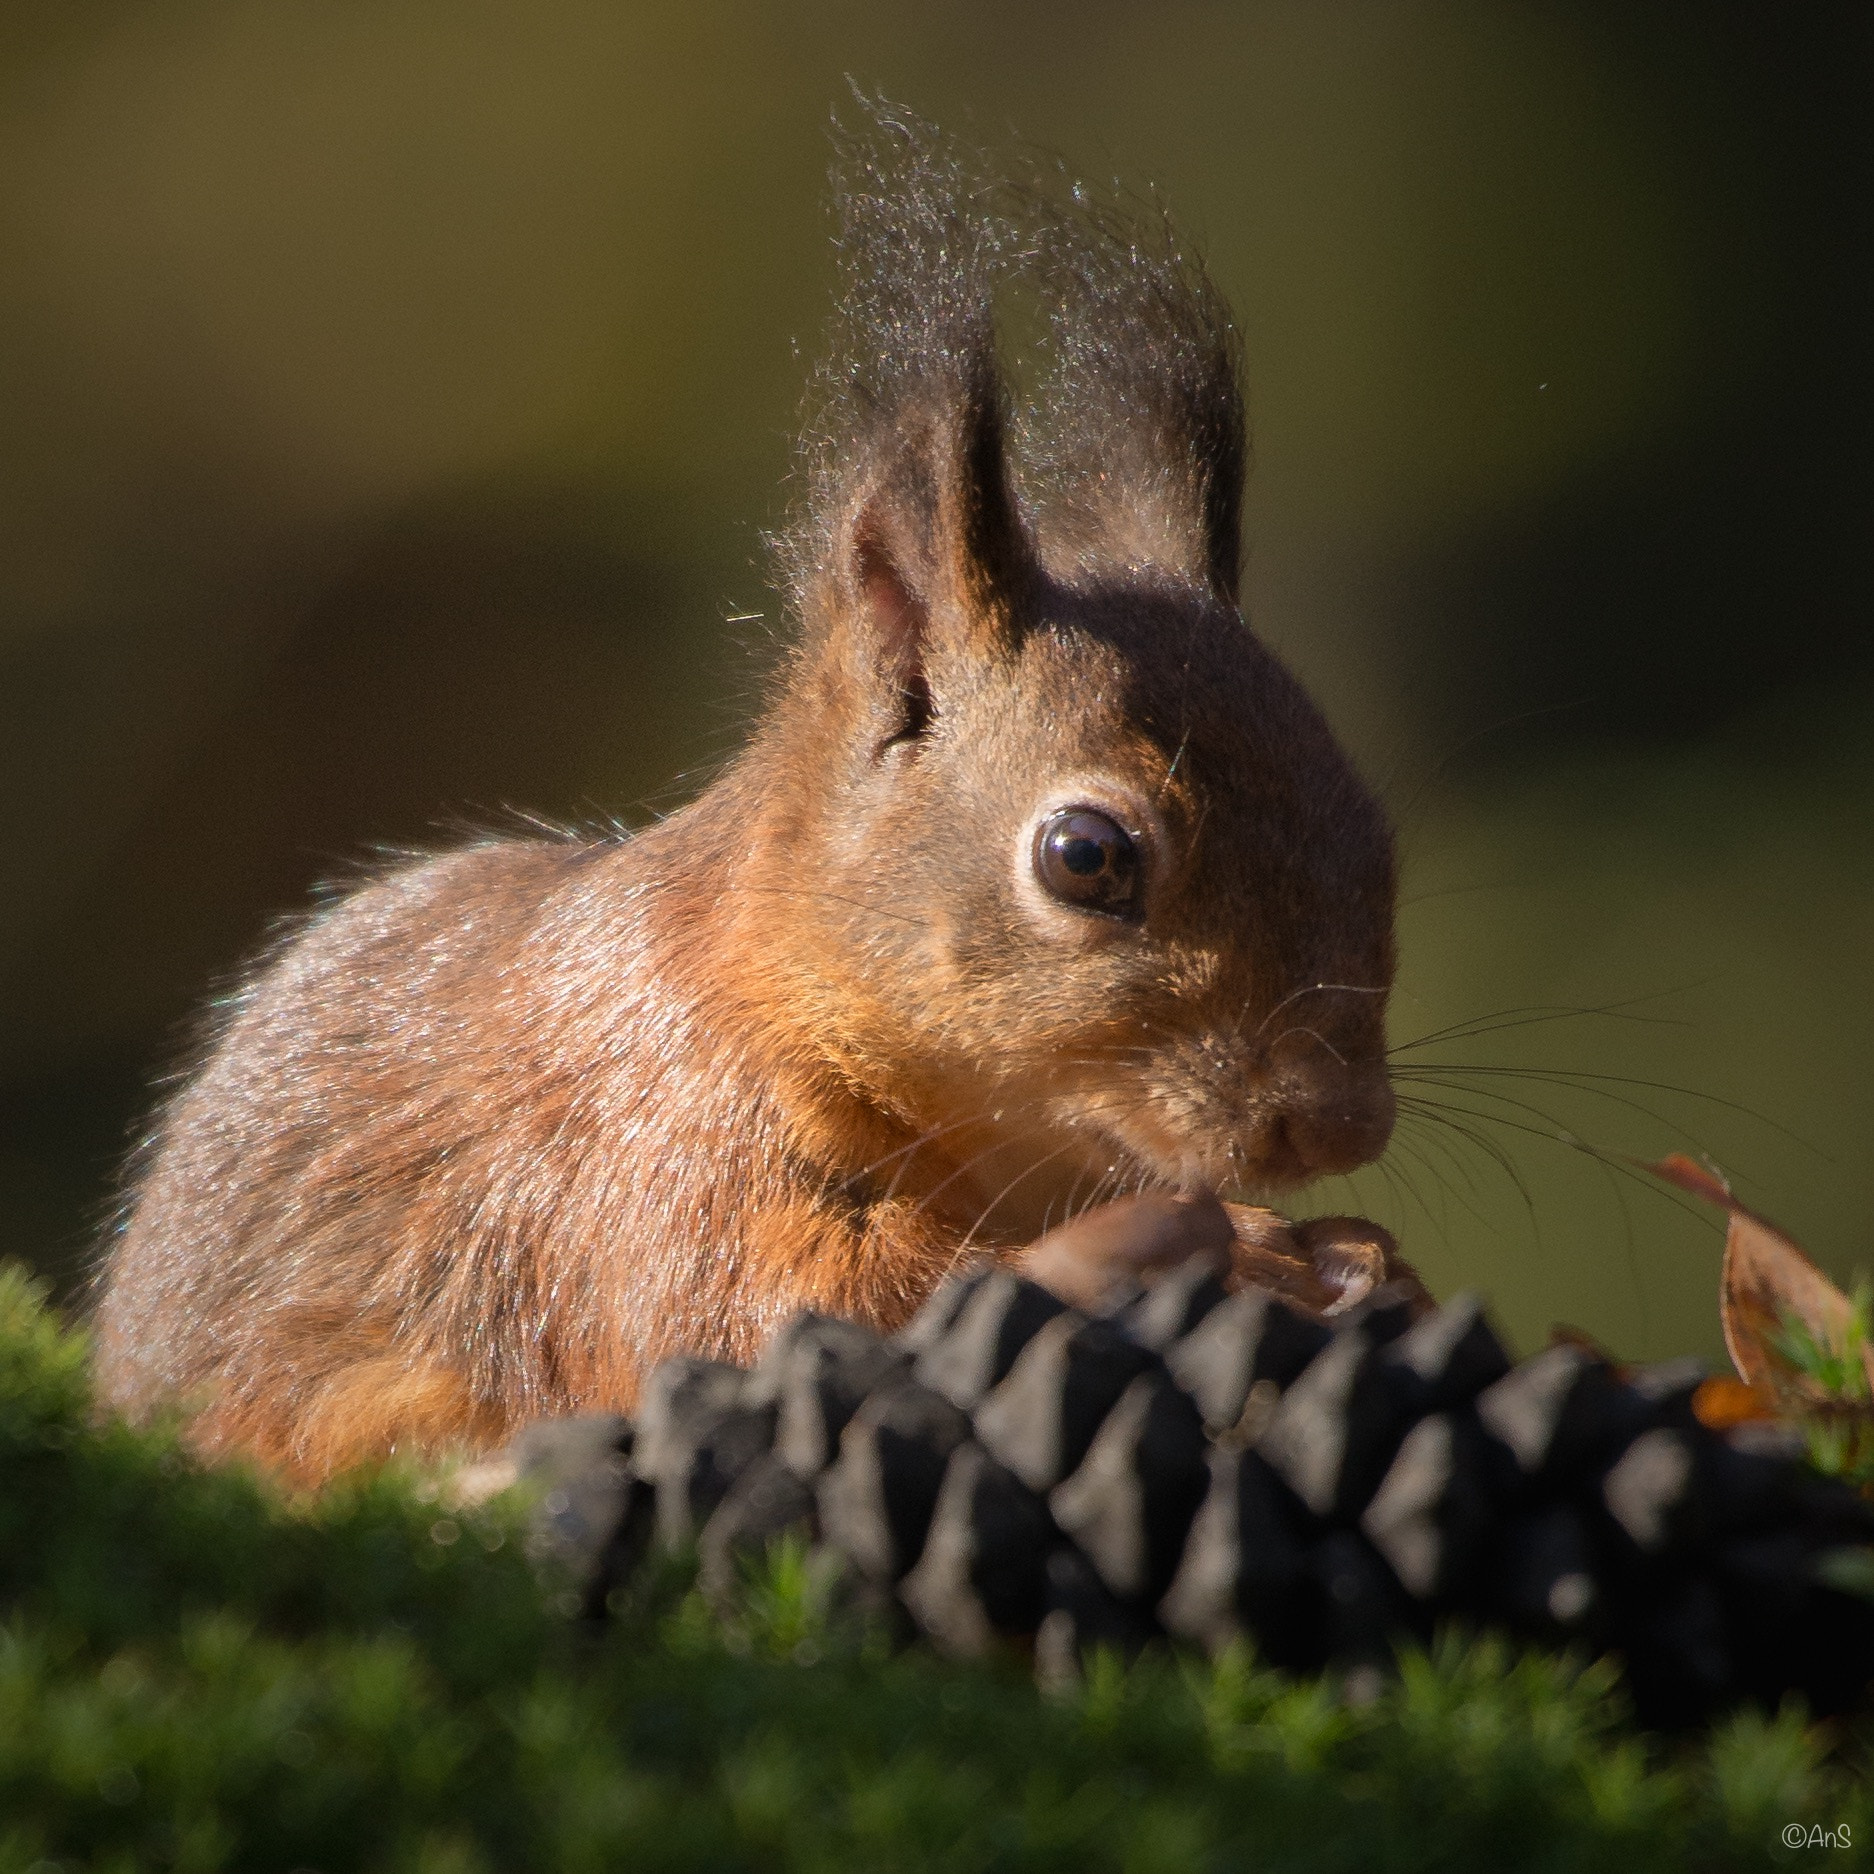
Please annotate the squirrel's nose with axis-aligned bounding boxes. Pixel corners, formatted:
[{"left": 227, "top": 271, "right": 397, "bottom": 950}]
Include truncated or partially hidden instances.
[{"left": 1261, "top": 1076, "right": 1395, "bottom": 1183}]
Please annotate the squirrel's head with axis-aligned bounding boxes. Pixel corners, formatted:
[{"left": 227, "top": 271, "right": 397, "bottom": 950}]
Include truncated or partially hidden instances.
[{"left": 752, "top": 103, "right": 1395, "bottom": 1238}]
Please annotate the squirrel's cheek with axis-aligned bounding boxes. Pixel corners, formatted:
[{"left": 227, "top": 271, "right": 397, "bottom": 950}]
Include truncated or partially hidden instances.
[{"left": 1006, "top": 881, "right": 1150, "bottom": 957}]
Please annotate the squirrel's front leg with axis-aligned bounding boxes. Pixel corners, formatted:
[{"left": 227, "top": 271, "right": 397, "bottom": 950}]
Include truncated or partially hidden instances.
[{"left": 731, "top": 1188, "right": 969, "bottom": 1349}]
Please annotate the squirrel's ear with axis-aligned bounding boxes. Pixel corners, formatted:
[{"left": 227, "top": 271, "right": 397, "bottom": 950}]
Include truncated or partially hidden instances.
[{"left": 831, "top": 382, "right": 1027, "bottom": 742}]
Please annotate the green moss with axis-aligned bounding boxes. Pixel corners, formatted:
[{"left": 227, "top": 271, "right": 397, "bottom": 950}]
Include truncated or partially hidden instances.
[{"left": 0, "top": 1261, "right": 1868, "bottom": 1871}]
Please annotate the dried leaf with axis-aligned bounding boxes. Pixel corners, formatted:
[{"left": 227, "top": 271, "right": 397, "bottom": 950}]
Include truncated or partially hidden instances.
[
  {"left": 1691, "top": 1374, "right": 1779, "bottom": 1431},
  {"left": 1645, "top": 1153, "right": 1735, "bottom": 1210},
  {"left": 1647, "top": 1152, "right": 1874, "bottom": 1409}
]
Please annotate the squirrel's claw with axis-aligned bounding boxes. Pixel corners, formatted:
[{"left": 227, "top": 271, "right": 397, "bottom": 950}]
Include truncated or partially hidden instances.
[{"left": 1226, "top": 1204, "right": 1434, "bottom": 1320}]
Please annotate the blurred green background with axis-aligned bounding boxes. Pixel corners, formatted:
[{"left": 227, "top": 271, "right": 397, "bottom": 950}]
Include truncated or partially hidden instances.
[{"left": 0, "top": 2, "right": 1868, "bottom": 1365}]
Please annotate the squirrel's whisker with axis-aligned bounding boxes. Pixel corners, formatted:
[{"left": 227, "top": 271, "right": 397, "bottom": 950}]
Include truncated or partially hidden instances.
[
  {"left": 1385, "top": 990, "right": 1692, "bottom": 1057},
  {"left": 1392, "top": 1060, "right": 1821, "bottom": 1155},
  {"left": 1389, "top": 1101, "right": 1543, "bottom": 1240}
]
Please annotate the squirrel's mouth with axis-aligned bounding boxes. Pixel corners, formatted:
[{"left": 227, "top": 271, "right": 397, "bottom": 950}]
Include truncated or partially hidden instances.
[
  {"left": 1074, "top": 1074, "right": 1396, "bottom": 1205},
  {"left": 926, "top": 1064, "right": 1393, "bottom": 1243}
]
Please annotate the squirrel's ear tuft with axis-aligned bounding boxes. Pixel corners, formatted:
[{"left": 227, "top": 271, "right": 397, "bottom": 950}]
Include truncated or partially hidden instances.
[
  {"left": 1017, "top": 182, "right": 1246, "bottom": 608},
  {"left": 776, "top": 95, "right": 1247, "bottom": 671},
  {"left": 781, "top": 96, "right": 1028, "bottom": 735}
]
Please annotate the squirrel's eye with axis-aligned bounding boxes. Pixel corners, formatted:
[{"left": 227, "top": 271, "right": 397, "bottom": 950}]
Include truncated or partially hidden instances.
[{"left": 1033, "top": 809, "right": 1140, "bottom": 916}]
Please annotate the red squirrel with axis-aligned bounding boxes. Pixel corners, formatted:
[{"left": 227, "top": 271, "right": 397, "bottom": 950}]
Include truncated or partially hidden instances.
[{"left": 93, "top": 108, "right": 1402, "bottom": 1483}]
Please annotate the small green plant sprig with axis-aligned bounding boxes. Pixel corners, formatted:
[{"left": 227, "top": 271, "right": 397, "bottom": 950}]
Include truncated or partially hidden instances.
[{"left": 1774, "top": 1278, "right": 1874, "bottom": 1490}]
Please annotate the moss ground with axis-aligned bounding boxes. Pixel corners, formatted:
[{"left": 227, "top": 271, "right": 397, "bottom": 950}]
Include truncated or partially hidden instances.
[{"left": 0, "top": 1265, "right": 1866, "bottom": 1873}]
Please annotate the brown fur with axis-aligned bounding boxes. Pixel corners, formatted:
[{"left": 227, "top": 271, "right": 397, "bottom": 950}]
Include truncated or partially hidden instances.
[{"left": 93, "top": 104, "right": 1396, "bottom": 1482}]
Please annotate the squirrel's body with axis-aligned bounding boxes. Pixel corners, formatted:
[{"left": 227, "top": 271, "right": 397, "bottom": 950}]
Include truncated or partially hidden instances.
[
  {"left": 98, "top": 808, "right": 969, "bottom": 1477},
  {"left": 95, "top": 109, "right": 1399, "bottom": 1480}
]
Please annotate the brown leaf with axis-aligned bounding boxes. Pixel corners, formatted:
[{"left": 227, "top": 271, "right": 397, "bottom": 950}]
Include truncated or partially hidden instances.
[
  {"left": 1646, "top": 1152, "right": 1874, "bottom": 1408},
  {"left": 1645, "top": 1153, "right": 1735, "bottom": 1210},
  {"left": 1691, "top": 1374, "right": 1780, "bottom": 1431}
]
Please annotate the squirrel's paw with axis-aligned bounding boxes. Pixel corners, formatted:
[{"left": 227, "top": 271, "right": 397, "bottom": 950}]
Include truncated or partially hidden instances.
[
  {"left": 1013, "top": 1192, "right": 1234, "bottom": 1311},
  {"left": 1225, "top": 1205, "right": 1433, "bottom": 1320},
  {"left": 1014, "top": 1194, "right": 1433, "bottom": 1321}
]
